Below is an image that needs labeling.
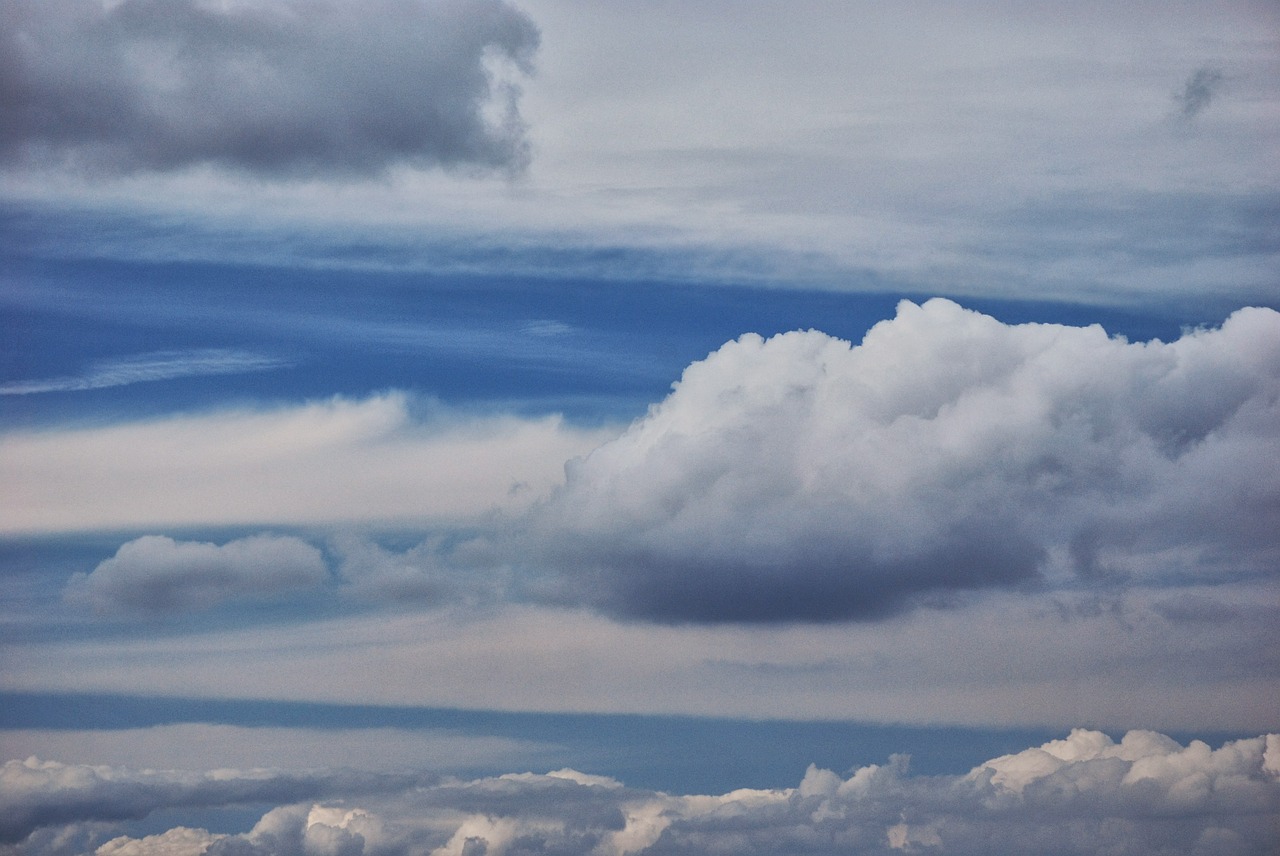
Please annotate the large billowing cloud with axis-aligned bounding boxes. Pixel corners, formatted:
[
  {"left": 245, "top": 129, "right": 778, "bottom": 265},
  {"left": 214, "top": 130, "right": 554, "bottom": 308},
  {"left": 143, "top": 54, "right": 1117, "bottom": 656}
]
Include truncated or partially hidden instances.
[
  {"left": 5, "top": 730, "right": 1278, "bottom": 855},
  {"left": 527, "top": 299, "right": 1280, "bottom": 622},
  {"left": 64, "top": 534, "right": 328, "bottom": 614},
  {"left": 0, "top": 0, "right": 539, "bottom": 175}
]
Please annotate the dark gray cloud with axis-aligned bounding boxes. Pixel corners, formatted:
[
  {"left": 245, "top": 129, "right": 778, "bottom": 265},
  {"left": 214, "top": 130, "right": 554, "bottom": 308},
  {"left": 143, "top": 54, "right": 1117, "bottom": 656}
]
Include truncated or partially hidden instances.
[
  {"left": 0, "top": 0, "right": 539, "bottom": 175},
  {"left": 6, "top": 731, "right": 1278, "bottom": 855},
  {"left": 1176, "top": 67, "right": 1225, "bottom": 118},
  {"left": 522, "top": 300, "right": 1280, "bottom": 623}
]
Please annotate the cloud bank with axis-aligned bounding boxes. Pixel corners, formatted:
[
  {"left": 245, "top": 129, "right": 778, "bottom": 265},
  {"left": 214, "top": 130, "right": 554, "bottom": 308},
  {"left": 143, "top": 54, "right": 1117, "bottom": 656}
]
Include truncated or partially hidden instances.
[
  {"left": 529, "top": 299, "right": 1280, "bottom": 622},
  {"left": 0, "top": 0, "right": 539, "bottom": 175},
  {"left": 64, "top": 534, "right": 328, "bottom": 614},
  {"left": 0, "top": 757, "right": 425, "bottom": 848},
  {"left": 4, "top": 730, "right": 1277, "bottom": 855}
]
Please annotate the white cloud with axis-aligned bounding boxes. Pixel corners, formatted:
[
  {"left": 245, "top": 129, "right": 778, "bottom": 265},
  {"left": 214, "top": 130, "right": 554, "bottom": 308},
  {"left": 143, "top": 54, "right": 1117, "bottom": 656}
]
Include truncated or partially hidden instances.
[
  {"left": 528, "top": 299, "right": 1280, "bottom": 622},
  {"left": 64, "top": 534, "right": 328, "bottom": 614},
  {"left": 96, "top": 827, "right": 221, "bottom": 856},
  {"left": 0, "top": 394, "right": 613, "bottom": 534},
  {"left": 0, "top": 350, "right": 289, "bottom": 396},
  {"left": 5, "top": 730, "right": 1277, "bottom": 855}
]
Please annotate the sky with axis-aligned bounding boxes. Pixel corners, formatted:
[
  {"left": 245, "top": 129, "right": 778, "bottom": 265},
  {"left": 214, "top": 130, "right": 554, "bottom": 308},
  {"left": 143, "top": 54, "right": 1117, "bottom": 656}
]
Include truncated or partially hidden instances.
[{"left": 1, "top": 1, "right": 1278, "bottom": 854}]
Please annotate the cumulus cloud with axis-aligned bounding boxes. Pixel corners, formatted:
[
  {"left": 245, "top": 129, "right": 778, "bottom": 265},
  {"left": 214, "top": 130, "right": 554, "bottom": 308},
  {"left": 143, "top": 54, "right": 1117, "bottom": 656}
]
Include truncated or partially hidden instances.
[
  {"left": 5, "top": 730, "right": 1278, "bottom": 855},
  {"left": 97, "top": 827, "right": 220, "bottom": 856},
  {"left": 0, "top": 0, "right": 539, "bottom": 175},
  {"left": 64, "top": 534, "right": 328, "bottom": 614},
  {"left": 0, "top": 757, "right": 420, "bottom": 846},
  {"left": 527, "top": 299, "right": 1280, "bottom": 622}
]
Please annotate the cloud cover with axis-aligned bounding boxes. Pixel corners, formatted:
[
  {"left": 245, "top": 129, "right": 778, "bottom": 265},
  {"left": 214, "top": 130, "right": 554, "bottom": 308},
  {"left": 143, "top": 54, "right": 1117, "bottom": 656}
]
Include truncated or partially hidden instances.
[
  {"left": 529, "top": 299, "right": 1280, "bottom": 622},
  {"left": 0, "top": 0, "right": 539, "bottom": 175},
  {"left": 4, "top": 730, "right": 1278, "bottom": 855}
]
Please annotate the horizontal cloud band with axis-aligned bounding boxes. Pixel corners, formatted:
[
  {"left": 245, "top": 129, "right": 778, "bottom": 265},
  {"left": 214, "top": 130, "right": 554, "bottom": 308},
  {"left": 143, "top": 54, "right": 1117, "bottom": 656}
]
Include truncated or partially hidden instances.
[
  {"left": 5, "top": 729, "right": 1278, "bottom": 854},
  {"left": 528, "top": 299, "right": 1280, "bottom": 622}
]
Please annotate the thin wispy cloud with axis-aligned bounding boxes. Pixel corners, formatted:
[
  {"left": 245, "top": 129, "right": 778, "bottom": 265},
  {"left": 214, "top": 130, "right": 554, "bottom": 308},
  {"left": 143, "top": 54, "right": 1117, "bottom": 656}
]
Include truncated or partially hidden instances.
[{"left": 0, "top": 349, "right": 290, "bottom": 395}]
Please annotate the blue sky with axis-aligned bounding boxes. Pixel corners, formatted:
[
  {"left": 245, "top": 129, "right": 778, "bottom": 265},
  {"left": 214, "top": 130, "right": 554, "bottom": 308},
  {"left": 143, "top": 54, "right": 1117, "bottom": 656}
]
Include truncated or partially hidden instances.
[{"left": 1, "top": 2, "right": 1278, "bottom": 854}]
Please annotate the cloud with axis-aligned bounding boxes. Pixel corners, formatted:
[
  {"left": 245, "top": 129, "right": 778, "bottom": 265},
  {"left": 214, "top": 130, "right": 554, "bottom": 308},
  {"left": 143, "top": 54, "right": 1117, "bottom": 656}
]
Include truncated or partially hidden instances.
[
  {"left": 0, "top": 350, "right": 289, "bottom": 395},
  {"left": 525, "top": 299, "right": 1280, "bottom": 623},
  {"left": 0, "top": 724, "right": 555, "bottom": 777},
  {"left": 0, "top": 0, "right": 539, "bottom": 176},
  {"left": 0, "top": 757, "right": 419, "bottom": 846},
  {"left": 1175, "top": 67, "right": 1225, "bottom": 119},
  {"left": 5, "top": 730, "right": 1278, "bottom": 855},
  {"left": 0, "top": 394, "right": 613, "bottom": 534},
  {"left": 330, "top": 535, "right": 505, "bottom": 604},
  {"left": 64, "top": 534, "right": 328, "bottom": 614}
]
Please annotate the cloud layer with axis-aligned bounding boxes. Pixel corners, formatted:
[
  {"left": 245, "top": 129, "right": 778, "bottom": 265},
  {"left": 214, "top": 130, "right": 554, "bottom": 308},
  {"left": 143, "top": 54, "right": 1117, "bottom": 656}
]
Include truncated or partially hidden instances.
[
  {"left": 529, "top": 299, "right": 1280, "bottom": 622},
  {"left": 4, "top": 730, "right": 1277, "bottom": 855},
  {"left": 0, "top": 0, "right": 538, "bottom": 175}
]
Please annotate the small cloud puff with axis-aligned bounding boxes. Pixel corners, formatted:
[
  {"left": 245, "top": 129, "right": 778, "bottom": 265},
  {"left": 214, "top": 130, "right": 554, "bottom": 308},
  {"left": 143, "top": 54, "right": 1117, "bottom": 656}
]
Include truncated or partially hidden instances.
[
  {"left": 65, "top": 534, "right": 328, "bottom": 614},
  {"left": 1176, "top": 67, "right": 1225, "bottom": 119},
  {"left": 5, "top": 730, "right": 1278, "bottom": 855},
  {"left": 527, "top": 299, "right": 1280, "bottom": 623}
]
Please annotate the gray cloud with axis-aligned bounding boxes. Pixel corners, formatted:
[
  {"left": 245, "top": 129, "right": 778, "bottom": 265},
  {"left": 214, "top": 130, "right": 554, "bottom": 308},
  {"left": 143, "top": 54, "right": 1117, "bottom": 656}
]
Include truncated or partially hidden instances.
[
  {"left": 65, "top": 534, "right": 329, "bottom": 614},
  {"left": 6, "top": 730, "right": 1278, "bottom": 855},
  {"left": 1176, "top": 67, "right": 1225, "bottom": 119},
  {"left": 523, "top": 299, "right": 1280, "bottom": 623},
  {"left": 0, "top": 0, "right": 539, "bottom": 176}
]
